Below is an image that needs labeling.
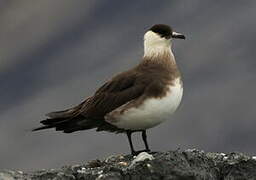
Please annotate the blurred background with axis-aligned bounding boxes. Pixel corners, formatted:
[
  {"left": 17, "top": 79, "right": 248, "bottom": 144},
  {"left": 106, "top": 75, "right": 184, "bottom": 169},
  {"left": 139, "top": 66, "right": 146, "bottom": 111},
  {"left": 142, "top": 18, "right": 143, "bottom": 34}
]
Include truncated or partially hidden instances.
[{"left": 0, "top": 0, "right": 255, "bottom": 171}]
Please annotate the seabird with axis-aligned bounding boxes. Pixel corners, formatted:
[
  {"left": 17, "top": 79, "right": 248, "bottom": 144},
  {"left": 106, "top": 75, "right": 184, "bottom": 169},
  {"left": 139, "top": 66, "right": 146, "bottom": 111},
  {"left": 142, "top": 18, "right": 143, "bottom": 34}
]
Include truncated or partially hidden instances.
[{"left": 33, "top": 24, "right": 185, "bottom": 155}]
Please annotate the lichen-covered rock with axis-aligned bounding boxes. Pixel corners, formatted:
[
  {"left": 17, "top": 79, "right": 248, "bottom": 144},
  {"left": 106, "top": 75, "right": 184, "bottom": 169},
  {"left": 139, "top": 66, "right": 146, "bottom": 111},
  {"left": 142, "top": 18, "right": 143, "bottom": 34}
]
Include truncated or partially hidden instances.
[
  {"left": 1, "top": 149, "right": 256, "bottom": 180},
  {"left": 0, "top": 170, "right": 25, "bottom": 180}
]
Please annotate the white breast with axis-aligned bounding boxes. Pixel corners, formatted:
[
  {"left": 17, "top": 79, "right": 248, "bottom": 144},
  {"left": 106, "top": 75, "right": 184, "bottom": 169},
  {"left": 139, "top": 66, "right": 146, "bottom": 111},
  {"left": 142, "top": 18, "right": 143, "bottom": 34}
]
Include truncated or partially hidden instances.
[{"left": 106, "top": 78, "right": 183, "bottom": 130}]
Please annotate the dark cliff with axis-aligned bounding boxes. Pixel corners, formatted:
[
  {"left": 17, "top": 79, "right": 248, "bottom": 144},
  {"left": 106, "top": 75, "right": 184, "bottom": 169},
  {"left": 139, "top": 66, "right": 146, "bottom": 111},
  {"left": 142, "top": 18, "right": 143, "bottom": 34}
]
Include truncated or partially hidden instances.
[{"left": 1, "top": 149, "right": 256, "bottom": 180}]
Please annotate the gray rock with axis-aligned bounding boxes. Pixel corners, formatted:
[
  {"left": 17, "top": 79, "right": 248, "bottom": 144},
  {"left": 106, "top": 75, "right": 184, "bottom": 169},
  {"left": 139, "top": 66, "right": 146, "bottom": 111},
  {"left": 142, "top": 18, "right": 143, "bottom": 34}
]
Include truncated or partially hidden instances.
[{"left": 1, "top": 149, "right": 256, "bottom": 180}]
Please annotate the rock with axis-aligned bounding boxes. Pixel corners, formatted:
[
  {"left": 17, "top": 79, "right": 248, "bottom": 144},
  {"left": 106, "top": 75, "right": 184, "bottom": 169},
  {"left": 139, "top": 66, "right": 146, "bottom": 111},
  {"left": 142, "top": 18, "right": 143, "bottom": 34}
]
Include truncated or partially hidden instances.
[
  {"left": 1, "top": 149, "right": 256, "bottom": 179},
  {"left": 129, "top": 152, "right": 154, "bottom": 167}
]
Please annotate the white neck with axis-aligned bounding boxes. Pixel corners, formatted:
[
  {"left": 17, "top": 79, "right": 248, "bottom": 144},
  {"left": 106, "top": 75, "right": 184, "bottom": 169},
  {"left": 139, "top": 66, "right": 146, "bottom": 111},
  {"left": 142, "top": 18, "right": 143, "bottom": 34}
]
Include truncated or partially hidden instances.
[
  {"left": 144, "top": 41, "right": 174, "bottom": 58},
  {"left": 143, "top": 31, "right": 175, "bottom": 61}
]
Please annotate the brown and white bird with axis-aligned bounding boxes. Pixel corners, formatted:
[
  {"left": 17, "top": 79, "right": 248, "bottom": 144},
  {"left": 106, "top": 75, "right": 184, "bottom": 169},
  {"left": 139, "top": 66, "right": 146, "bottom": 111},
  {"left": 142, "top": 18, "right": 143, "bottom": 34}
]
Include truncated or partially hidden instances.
[{"left": 33, "top": 24, "right": 185, "bottom": 155}]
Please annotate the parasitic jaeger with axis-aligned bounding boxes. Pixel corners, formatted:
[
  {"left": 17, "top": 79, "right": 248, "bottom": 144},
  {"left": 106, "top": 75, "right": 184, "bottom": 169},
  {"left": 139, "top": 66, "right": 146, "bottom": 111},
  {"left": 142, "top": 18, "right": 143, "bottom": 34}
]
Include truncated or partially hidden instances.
[{"left": 33, "top": 24, "right": 186, "bottom": 155}]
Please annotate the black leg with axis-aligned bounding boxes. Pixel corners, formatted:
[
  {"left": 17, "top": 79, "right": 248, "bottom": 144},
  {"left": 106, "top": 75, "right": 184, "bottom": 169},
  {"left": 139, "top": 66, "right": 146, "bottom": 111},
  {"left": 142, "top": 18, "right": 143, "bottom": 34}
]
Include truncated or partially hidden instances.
[
  {"left": 142, "top": 130, "right": 150, "bottom": 152},
  {"left": 126, "top": 130, "right": 136, "bottom": 155}
]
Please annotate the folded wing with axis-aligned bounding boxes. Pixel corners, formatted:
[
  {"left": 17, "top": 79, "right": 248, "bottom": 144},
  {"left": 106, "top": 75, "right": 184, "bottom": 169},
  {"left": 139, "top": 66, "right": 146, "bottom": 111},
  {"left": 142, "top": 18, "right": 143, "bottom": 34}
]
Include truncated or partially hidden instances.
[{"left": 33, "top": 70, "right": 149, "bottom": 133}]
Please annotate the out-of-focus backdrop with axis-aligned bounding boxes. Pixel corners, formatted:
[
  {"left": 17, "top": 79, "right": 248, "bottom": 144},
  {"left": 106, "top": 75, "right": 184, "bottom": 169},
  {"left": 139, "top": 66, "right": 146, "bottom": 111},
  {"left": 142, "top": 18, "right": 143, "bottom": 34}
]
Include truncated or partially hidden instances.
[{"left": 0, "top": 0, "right": 255, "bottom": 170}]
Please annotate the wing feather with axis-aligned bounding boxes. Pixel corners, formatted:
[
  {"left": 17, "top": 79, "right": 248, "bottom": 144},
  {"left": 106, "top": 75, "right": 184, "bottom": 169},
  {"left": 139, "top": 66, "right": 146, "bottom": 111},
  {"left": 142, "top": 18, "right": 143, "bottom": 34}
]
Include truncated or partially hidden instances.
[{"left": 33, "top": 69, "right": 149, "bottom": 133}]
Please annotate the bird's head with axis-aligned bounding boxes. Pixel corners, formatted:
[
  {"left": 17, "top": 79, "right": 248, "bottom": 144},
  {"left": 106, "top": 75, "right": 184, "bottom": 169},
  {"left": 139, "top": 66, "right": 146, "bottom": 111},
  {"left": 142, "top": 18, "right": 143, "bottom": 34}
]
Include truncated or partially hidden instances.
[{"left": 144, "top": 24, "right": 185, "bottom": 57}]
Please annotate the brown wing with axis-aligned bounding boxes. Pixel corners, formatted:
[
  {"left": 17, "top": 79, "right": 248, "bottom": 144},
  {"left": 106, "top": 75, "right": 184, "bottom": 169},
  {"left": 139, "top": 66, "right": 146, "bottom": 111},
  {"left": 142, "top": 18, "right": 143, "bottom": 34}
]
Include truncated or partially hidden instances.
[
  {"left": 33, "top": 69, "right": 148, "bottom": 133},
  {"left": 80, "top": 71, "right": 147, "bottom": 118}
]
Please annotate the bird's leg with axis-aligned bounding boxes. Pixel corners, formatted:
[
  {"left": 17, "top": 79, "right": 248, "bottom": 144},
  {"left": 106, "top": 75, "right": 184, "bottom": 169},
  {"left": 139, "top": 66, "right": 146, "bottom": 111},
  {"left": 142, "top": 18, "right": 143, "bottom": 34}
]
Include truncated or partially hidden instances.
[
  {"left": 127, "top": 130, "right": 151, "bottom": 155},
  {"left": 142, "top": 130, "right": 150, "bottom": 152},
  {"left": 126, "top": 130, "right": 136, "bottom": 155}
]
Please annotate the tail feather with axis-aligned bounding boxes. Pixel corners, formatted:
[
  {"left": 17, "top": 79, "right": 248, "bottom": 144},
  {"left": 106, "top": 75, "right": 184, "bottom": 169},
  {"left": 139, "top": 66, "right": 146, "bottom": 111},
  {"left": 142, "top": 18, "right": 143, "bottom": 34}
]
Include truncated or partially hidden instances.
[
  {"left": 45, "top": 101, "right": 86, "bottom": 119},
  {"left": 32, "top": 125, "right": 54, "bottom": 131},
  {"left": 40, "top": 118, "right": 67, "bottom": 125},
  {"left": 46, "top": 107, "right": 80, "bottom": 119},
  {"left": 32, "top": 114, "right": 98, "bottom": 133},
  {"left": 32, "top": 118, "right": 67, "bottom": 132},
  {"left": 33, "top": 100, "right": 125, "bottom": 133},
  {"left": 33, "top": 103, "right": 86, "bottom": 132}
]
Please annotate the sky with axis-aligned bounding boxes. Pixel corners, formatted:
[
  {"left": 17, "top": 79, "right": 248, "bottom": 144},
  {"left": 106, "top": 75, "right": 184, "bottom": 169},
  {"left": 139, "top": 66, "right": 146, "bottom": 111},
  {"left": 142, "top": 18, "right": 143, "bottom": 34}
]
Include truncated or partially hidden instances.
[{"left": 0, "top": 0, "right": 256, "bottom": 170}]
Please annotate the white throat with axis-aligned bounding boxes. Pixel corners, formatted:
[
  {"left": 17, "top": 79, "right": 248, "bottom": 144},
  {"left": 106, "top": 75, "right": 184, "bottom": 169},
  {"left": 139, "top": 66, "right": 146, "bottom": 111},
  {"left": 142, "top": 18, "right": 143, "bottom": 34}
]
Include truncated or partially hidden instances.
[{"left": 143, "top": 31, "right": 174, "bottom": 59}]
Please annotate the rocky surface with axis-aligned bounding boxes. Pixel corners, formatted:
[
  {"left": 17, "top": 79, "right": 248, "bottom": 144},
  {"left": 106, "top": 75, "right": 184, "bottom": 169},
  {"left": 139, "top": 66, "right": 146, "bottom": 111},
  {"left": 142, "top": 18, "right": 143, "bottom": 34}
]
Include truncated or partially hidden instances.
[{"left": 1, "top": 149, "right": 256, "bottom": 180}]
